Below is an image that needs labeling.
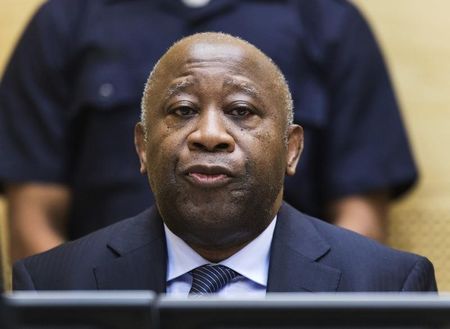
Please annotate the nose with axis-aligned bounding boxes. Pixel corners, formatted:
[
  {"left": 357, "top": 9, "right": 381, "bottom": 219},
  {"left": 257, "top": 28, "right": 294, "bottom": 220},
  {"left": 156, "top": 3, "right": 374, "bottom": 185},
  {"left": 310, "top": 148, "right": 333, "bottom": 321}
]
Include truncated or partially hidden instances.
[{"left": 187, "top": 109, "right": 235, "bottom": 152}]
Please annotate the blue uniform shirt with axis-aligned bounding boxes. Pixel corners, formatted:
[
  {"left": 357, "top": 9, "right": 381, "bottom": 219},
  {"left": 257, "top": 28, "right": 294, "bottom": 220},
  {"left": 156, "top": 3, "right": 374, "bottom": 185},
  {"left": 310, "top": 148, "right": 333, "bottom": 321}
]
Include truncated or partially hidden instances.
[{"left": 0, "top": 0, "right": 418, "bottom": 239}]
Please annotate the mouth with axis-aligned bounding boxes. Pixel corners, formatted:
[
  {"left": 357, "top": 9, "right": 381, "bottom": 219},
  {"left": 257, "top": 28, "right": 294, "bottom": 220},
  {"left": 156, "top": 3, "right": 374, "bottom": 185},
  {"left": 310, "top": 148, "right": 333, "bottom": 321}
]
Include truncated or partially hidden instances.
[{"left": 183, "top": 164, "right": 234, "bottom": 188}]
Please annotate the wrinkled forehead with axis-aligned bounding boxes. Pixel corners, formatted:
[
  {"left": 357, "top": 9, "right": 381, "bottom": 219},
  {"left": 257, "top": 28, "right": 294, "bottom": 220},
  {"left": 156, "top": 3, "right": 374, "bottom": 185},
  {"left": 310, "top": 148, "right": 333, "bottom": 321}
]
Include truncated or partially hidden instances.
[{"left": 156, "top": 40, "right": 271, "bottom": 85}]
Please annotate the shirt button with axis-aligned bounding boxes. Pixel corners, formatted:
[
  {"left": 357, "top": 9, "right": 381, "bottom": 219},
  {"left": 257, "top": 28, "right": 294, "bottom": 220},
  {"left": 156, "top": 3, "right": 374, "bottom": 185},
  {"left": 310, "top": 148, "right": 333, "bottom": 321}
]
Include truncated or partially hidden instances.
[
  {"left": 99, "top": 83, "right": 114, "bottom": 98},
  {"left": 182, "top": 0, "right": 210, "bottom": 8}
]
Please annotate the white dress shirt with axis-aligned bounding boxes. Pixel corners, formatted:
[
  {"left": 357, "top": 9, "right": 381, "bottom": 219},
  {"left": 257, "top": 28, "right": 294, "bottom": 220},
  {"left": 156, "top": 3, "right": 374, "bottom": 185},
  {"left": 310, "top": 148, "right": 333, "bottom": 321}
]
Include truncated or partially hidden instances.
[{"left": 164, "top": 217, "right": 277, "bottom": 296}]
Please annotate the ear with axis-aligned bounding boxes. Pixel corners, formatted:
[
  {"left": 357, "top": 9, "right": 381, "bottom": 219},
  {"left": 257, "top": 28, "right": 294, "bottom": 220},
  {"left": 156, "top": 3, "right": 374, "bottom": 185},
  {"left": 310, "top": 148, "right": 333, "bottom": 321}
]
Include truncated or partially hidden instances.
[
  {"left": 285, "top": 124, "right": 303, "bottom": 176},
  {"left": 134, "top": 122, "right": 148, "bottom": 174}
]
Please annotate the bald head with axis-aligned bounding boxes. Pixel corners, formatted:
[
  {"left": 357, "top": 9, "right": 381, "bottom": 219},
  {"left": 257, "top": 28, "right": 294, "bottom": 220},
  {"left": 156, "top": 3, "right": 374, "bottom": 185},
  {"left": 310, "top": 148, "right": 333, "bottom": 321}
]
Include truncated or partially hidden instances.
[{"left": 141, "top": 32, "right": 293, "bottom": 136}]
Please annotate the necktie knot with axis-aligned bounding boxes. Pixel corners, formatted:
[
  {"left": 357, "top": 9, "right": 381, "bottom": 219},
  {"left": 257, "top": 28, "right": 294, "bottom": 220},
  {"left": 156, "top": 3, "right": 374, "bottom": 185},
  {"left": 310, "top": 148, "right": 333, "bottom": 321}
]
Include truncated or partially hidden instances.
[{"left": 189, "top": 264, "right": 238, "bottom": 295}]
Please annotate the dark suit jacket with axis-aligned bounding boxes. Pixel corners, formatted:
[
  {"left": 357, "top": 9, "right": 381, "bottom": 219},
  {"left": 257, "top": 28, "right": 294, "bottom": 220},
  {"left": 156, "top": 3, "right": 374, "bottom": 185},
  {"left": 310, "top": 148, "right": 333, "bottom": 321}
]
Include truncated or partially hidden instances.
[{"left": 13, "top": 203, "right": 437, "bottom": 292}]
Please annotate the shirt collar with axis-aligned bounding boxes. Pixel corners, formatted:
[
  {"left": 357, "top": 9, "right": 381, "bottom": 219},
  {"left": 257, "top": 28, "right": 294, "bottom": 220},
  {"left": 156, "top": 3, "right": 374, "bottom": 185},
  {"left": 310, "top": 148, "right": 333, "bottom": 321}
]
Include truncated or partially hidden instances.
[{"left": 164, "top": 216, "right": 277, "bottom": 287}]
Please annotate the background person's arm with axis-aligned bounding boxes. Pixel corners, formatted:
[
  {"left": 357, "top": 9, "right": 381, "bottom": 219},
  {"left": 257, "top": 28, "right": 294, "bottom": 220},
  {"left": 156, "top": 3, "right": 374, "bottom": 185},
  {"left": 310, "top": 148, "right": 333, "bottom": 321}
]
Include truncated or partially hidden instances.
[
  {"left": 0, "top": 2, "right": 77, "bottom": 262},
  {"left": 329, "top": 191, "right": 389, "bottom": 242},
  {"left": 318, "top": 2, "right": 417, "bottom": 242},
  {"left": 6, "top": 183, "right": 70, "bottom": 262}
]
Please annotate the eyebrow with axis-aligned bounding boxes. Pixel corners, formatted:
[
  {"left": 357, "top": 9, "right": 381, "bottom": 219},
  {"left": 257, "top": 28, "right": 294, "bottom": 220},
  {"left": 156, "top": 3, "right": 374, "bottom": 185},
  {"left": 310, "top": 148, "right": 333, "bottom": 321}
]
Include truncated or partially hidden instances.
[
  {"left": 163, "top": 78, "right": 196, "bottom": 102},
  {"left": 223, "top": 76, "right": 261, "bottom": 99}
]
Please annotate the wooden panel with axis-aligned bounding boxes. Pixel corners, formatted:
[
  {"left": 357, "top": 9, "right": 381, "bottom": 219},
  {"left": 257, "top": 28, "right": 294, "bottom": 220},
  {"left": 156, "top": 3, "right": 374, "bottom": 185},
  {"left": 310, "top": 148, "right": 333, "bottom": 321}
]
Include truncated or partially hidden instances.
[{"left": 353, "top": 0, "right": 450, "bottom": 291}]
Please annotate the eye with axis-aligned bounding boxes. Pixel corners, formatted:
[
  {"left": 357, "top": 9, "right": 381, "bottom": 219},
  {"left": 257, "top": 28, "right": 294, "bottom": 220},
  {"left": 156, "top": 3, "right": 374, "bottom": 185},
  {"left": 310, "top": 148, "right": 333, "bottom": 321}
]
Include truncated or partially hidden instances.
[
  {"left": 228, "top": 105, "right": 254, "bottom": 118},
  {"left": 172, "top": 106, "right": 197, "bottom": 117}
]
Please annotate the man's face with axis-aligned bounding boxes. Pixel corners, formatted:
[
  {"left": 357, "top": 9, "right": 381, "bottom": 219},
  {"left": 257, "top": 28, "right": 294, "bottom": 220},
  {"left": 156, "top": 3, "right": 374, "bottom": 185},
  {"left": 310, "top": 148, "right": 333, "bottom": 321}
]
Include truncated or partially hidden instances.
[{"left": 136, "top": 40, "right": 302, "bottom": 251}]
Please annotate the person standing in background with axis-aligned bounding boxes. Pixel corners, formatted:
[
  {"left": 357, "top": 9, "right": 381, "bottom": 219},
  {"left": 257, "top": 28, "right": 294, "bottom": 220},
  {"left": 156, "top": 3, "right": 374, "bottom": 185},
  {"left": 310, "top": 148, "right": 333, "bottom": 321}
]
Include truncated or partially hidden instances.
[{"left": 0, "top": 0, "right": 417, "bottom": 261}]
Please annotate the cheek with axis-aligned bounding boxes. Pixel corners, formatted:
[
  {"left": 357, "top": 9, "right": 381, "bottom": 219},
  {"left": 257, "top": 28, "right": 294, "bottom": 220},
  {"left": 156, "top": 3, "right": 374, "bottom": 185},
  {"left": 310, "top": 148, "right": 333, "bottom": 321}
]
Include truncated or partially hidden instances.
[
  {"left": 145, "top": 125, "right": 183, "bottom": 175},
  {"left": 244, "top": 131, "right": 287, "bottom": 176}
]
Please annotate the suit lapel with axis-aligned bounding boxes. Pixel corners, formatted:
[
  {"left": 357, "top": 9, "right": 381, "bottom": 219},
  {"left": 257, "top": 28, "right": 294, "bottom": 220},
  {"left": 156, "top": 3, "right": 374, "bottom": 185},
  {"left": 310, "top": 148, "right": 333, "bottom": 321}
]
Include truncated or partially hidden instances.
[
  {"left": 91, "top": 203, "right": 341, "bottom": 292},
  {"left": 267, "top": 203, "right": 341, "bottom": 292},
  {"left": 93, "top": 207, "right": 167, "bottom": 292}
]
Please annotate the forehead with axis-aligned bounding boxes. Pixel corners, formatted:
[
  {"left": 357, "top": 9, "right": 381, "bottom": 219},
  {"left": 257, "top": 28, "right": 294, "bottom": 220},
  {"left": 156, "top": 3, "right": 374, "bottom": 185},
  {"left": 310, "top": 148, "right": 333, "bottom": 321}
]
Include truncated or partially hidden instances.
[
  {"left": 185, "top": 41, "right": 246, "bottom": 64},
  {"left": 157, "top": 41, "right": 272, "bottom": 91}
]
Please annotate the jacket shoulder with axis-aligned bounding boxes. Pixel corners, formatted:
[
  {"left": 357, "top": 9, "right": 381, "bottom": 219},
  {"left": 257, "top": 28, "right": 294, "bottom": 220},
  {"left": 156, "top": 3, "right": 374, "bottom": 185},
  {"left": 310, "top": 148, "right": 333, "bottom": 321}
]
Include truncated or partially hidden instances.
[
  {"left": 13, "top": 208, "right": 156, "bottom": 290},
  {"left": 279, "top": 203, "right": 437, "bottom": 291},
  {"left": 310, "top": 213, "right": 436, "bottom": 291}
]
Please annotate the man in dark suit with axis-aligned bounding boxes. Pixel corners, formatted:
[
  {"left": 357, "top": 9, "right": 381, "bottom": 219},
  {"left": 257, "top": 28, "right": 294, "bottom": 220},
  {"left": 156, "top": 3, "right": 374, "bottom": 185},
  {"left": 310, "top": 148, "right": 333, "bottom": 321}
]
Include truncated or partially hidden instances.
[{"left": 13, "top": 32, "right": 437, "bottom": 293}]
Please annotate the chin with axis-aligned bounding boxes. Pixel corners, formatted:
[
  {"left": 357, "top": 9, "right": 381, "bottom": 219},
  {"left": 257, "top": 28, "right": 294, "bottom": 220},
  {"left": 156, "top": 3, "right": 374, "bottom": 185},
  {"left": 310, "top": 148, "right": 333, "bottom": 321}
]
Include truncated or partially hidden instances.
[
  {"left": 155, "top": 178, "right": 283, "bottom": 249},
  {"left": 162, "top": 198, "right": 272, "bottom": 249}
]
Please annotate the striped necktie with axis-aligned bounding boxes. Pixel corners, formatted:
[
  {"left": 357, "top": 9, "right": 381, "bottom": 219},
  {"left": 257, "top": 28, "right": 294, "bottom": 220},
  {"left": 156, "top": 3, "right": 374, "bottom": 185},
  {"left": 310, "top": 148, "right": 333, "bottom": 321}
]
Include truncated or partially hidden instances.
[{"left": 189, "top": 264, "right": 238, "bottom": 295}]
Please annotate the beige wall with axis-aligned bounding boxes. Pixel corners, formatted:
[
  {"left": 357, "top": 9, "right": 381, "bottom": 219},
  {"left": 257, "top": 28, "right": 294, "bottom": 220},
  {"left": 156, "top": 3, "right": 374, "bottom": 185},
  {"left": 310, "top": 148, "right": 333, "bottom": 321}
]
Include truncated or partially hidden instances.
[
  {"left": 1, "top": 0, "right": 450, "bottom": 290},
  {"left": 353, "top": 0, "right": 450, "bottom": 290}
]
